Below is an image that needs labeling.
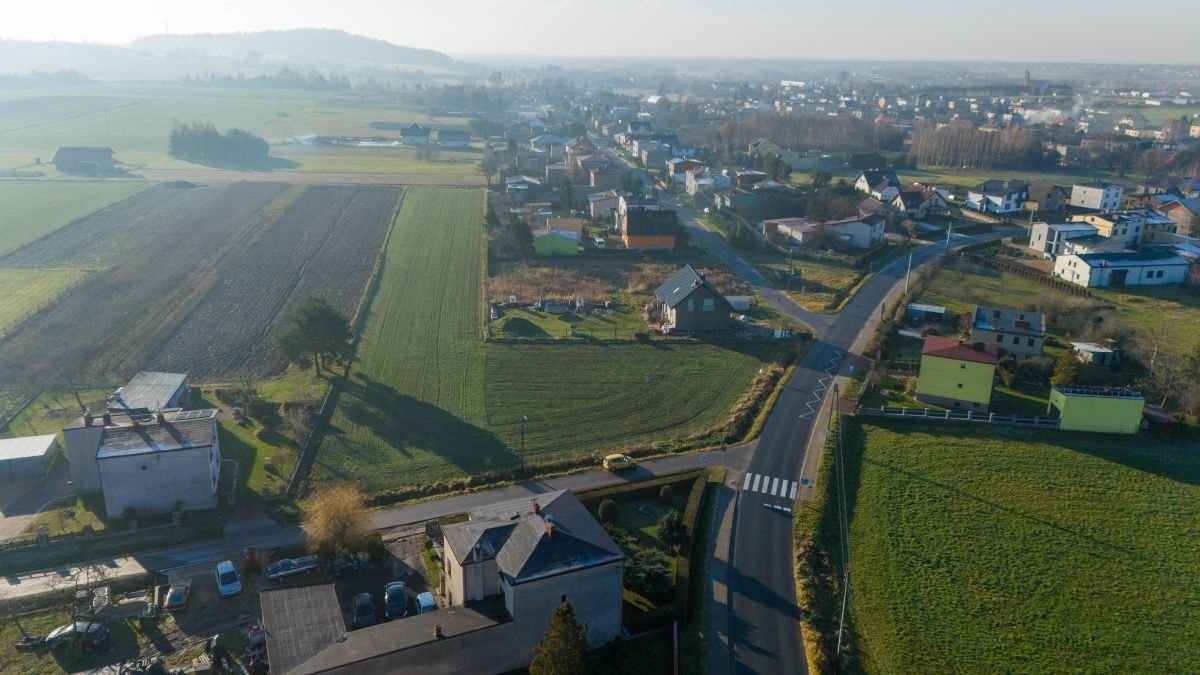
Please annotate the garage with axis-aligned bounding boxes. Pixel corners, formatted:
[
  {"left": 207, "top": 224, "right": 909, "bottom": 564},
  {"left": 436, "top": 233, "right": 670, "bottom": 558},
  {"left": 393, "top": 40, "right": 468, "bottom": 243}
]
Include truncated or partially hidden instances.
[{"left": 0, "top": 435, "right": 58, "bottom": 480}]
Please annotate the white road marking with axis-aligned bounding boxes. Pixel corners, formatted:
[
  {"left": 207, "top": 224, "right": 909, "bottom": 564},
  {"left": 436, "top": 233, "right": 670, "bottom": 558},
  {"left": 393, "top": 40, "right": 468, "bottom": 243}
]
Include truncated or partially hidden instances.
[
  {"left": 790, "top": 482, "right": 798, "bottom": 499},
  {"left": 742, "top": 472, "right": 753, "bottom": 490},
  {"left": 770, "top": 477, "right": 780, "bottom": 496},
  {"left": 751, "top": 474, "right": 762, "bottom": 492}
]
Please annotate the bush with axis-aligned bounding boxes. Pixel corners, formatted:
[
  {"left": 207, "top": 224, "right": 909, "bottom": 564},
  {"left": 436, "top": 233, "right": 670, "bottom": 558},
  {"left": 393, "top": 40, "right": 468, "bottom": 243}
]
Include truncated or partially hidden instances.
[
  {"left": 625, "top": 548, "right": 671, "bottom": 601},
  {"left": 658, "top": 509, "right": 687, "bottom": 548},
  {"left": 658, "top": 485, "right": 674, "bottom": 504},
  {"left": 598, "top": 499, "right": 618, "bottom": 524},
  {"left": 920, "top": 326, "right": 940, "bottom": 337}
]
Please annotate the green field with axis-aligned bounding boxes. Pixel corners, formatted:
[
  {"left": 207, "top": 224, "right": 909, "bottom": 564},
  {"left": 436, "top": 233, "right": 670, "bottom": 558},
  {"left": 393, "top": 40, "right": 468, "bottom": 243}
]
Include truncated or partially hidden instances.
[
  {"left": 838, "top": 421, "right": 1200, "bottom": 672},
  {"left": 741, "top": 247, "right": 869, "bottom": 313},
  {"left": 315, "top": 187, "right": 773, "bottom": 491},
  {"left": 0, "top": 181, "right": 147, "bottom": 256},
  {"left": 0, "top": 268, "right": 89, "bottom": 335}
]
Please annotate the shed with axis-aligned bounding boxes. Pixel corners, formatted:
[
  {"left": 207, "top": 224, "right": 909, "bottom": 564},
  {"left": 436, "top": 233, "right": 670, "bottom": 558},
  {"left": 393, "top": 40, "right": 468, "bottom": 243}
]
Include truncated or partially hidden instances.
[
  {"left": 50, "top": 146, "right": 113, "bottom": 173},
  {"left": 110, "top": 371, "right": 189, "bottom": 413},
  {"left": 1070, "top": 341, "right": 1117, "bottom": 366},
  {"left": 906, "top": 303, "right": 945, "bottom": 325},
  {"left": 0, "top": 435, "right": 58, "bottom": 480}
]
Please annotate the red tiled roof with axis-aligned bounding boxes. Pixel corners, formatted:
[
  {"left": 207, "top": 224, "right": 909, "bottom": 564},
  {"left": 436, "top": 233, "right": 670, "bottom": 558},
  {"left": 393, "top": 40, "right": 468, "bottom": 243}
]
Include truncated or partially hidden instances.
[{"left": 921, "top": 335, "right": 999, "bottom": 364}]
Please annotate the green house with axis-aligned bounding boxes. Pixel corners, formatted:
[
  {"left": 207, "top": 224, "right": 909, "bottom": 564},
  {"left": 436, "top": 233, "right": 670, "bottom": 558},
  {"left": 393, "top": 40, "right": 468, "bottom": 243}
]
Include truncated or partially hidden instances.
[
  {"left": 532, "top": 217, "right": 582, "bottom": 257},
  {"left": 915, "top": 336, "right": 998, "bottom": 412},
  {"left": 1048, "top": 386, "right": 1144, "bottom": 434}
]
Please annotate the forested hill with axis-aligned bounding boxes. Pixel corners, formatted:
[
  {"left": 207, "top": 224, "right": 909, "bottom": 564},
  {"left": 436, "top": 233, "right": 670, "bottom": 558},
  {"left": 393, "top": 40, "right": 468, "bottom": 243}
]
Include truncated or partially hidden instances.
[{"left": 131, "top": 29, "right": 454, "bottom": 67}]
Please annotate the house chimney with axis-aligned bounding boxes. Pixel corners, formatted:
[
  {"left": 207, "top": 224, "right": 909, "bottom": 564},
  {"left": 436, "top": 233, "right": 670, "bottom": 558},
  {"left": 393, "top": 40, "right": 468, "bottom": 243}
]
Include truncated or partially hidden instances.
[
  {"left": 84, "top": 412, "right": 94, "bottom": 427},
  {"left": 545, "top": 522, "right": 555, "bottom": 537},
  {"left": 156, "top": 411, "right": 166, "bottom": 424},
  {"left": 102, "top": 412, "right": 112, "bottom": 426},
  {"left": 532, "top": 500, "right": 541, "bottom": 517}
]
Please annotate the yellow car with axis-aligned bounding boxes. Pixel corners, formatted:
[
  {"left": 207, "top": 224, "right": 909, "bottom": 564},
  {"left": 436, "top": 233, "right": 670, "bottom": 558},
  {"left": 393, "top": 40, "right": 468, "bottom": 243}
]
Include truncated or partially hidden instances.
[{"left": 602, "top": 454, "right": 636, "bottom": 471}]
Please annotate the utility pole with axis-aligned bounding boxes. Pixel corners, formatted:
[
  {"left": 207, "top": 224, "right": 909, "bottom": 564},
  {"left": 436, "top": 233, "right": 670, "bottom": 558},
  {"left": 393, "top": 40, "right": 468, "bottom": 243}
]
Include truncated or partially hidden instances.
[
  {"left": 521, "top": 415, "right": 528, "bottom": 471},
  {"left": 904, "top": 251, "right": 913, "bottom": 294}
]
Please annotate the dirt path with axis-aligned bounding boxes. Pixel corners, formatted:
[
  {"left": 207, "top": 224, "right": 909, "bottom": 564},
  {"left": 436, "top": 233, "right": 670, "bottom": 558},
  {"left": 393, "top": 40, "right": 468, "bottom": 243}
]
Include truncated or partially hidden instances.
[{"left": 133, "top": 169, "right": 485, "bottom": 186}]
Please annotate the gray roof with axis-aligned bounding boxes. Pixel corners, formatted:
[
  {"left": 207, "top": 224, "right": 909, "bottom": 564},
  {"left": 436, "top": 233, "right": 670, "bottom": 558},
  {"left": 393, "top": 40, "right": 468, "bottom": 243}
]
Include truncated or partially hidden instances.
[
  {"left": 972, "top": 179, "right": 1029, "bottom": 197},
  {"left": 0, "top": 435, "right": 57, "bottom": 462},
  {"left": 444, "top": 490, "right": 623, "bottom": 584},
  {"left": 95, "top": 410, "right": 217, "bottom": 459},
  {"left": 50, "top": 146, "right": 113, "bottom": 162},
  {"left": 260, "top": 585, "right": 346, "bottom": 675},
  {"left": 112, "top": 371, "right": 188, "bottom": 412},
  {"left": 654, "top": 265, "right": 732, "bottom": 311},
  {"left": 1071, "top": 251, "right": 1190, "bottom": 267},
  {"left": 972, "top": 306, "right": 1045, "bottom": 336}
]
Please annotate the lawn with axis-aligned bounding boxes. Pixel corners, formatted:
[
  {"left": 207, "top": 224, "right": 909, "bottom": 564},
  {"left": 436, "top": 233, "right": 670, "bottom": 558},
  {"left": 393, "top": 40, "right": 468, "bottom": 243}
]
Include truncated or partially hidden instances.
[
  {"left": 314, "top": 187, "right": 776, "bottom": 493},
  {"left": 0, "top": 181, "right": 147, "bottom": 256},
  {"left": 0, "top": 268, "right": 90, "bottom": 336},
  {"left": 0, "top": 389, "right": 110, "bottom": 442},
  {"left": 26, "top": 492, "right": 110, "bottom": 536},
  {"left": 741, "top": 247, "right": 873, "bottom": 313},
  {"left": 840, "top": 420, "right": 1200, "bottom": 672},
  {"left": 491, "top": 305, "right": 648, "bottom": 340}
]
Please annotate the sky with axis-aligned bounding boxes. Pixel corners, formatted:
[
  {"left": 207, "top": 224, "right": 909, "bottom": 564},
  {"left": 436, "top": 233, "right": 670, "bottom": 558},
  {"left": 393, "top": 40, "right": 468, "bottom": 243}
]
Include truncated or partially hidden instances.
[{"left": 4, "top": 0, "right": 1200, "bottom": 64}]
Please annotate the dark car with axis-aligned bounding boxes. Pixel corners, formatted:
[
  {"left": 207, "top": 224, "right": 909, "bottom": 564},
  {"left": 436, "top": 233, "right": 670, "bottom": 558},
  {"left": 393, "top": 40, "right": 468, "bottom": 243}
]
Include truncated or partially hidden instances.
[
  {"left": 45, "top": 621, "right": 110, "bottom": 652},
  {"left": 352, "top": 592, "right": 376, "bottom": 629},
  {"left": 384, "top": 581, "right": 407, "bottom": 620}
]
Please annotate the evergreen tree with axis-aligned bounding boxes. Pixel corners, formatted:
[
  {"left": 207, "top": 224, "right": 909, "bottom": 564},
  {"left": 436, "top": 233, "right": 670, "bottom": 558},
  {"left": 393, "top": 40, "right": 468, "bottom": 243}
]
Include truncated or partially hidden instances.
[
  {"left": 658, "top": 509, "right": 687, "bottom": 548},
  {"left": 530, "top": 600, "right": 593, "bottom": 675}
]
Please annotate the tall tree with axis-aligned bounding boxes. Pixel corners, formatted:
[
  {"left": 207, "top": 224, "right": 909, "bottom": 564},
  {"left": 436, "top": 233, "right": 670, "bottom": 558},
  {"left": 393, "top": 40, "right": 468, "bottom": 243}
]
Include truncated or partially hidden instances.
[
  {"left": 530, "top": 600, "right": 594, "bottom": 675},
  {"left": 479, "top": 151, "right": 500, "bottom": 187},
  {"left": 302, "top": 484, "right": 370, "bottom": 556},
  {"left": 275, "top": 297, "right": 353, "bottom": 375}
]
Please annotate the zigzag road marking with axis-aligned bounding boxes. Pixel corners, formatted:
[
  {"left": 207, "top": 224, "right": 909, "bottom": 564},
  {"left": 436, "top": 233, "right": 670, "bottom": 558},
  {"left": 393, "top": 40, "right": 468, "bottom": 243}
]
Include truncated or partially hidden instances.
[{"left": 799, "top": 350, "right": 846, "bottom": 421}]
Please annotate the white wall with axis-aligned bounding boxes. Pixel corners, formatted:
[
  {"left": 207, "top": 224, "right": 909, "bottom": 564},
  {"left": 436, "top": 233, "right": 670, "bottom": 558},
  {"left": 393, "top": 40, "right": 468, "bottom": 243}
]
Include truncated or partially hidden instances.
[
  {"left": 505, "top": 561, "right": 624, "bottom": 647},
  {"left": 97, "top": 430, "right": 220, "bottom": 518}
]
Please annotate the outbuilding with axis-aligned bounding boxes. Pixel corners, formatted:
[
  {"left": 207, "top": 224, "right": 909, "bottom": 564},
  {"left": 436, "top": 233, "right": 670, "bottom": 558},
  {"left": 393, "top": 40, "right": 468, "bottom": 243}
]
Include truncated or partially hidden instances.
[{"left": 0, "top": 435, "right": 58, "bottom": 480}]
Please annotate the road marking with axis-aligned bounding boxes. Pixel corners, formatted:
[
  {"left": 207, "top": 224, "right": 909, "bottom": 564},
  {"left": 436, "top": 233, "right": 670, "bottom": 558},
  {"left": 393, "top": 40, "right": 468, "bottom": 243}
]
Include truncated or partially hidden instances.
[
  {"left": 770, "top": 478, "right": 780, "bottom": 496},
  {"left": 790, "top": 482, "right": 799, "bottom": 499},
  {"left": 751, "top": 474, "right": 762, "bottom": 492},
  {"left": 742, "top": 472, "right": 753, "bottom": 490}
]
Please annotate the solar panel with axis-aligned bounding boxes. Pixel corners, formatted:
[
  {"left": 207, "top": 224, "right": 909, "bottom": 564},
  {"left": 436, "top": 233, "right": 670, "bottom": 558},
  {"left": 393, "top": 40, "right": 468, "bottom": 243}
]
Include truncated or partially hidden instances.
[{"left": 173, "top": 410, "right": 214, "bottom": 421}]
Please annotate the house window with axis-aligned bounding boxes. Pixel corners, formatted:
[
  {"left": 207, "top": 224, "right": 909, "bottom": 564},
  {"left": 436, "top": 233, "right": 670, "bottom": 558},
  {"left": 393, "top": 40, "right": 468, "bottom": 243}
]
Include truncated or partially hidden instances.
[
  {"left": 1027, "top": 338, "right": 1035, "bottom": 347},
  {"left": 702, "top": 298, "right": 715, "bottom": 312},
  {"left": 996, "top": 335, "right": 1003, "bottom": 342},
  {"left": 686, "top": 298, "right": 694, "bottom": 312}
]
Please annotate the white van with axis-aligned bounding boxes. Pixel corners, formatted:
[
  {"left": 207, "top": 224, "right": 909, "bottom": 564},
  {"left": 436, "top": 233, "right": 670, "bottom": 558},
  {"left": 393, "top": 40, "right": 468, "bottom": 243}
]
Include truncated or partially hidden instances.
[
  {"left": 416, "top": 591, "right": 436, "bottom": 614},
  {"left": 215, "top": 560, "right": 242, "bottom": 597}
]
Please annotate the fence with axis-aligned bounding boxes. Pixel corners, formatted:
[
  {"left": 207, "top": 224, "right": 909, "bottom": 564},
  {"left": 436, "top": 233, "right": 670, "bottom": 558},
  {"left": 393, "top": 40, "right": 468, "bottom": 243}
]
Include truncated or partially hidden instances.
[
  {"left": 278, "top": 374, "right": 338, "bottom": 499},
  {"left": 969, "top": 254, "right": 1090, "bottom": 297},
  {"left": 856, "top": 406, "right": 1061, "bottom": 429}
]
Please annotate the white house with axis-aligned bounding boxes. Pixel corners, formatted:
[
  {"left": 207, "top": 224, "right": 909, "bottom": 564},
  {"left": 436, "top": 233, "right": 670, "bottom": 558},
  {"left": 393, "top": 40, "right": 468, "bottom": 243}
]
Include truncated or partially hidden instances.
[
  {"left": 587, "top": 189, "right": 620, "bottom": 221},
  {"left": 1069, "top": 181, "right": 1124, "bottom": 211},
  {"left": 1054, "top": 251, "right": 1190, "bottom": 288},
  {"left": 686, "top": 170, "right": 731, "bottom": 196},
  {"left": 825, "top": 213, "right": 886, "bottom": 249},
  {"left": 763, "top": 217, "right": 821, "bottom": 246},
  {"left": 967, "top": 179, "right": 1029, "bottom": 214},
  {"left": 64, "top": 409, "right": 221, "bottom": 518},
  {"left": 400, "top": 123, "right": 431, "bottom": 146},
  {"left": 1029, "top": 221, "right": 1099, "bottom": 258},
  {"left": 854, "top": 168, "right": 900, "bottom": 201}
]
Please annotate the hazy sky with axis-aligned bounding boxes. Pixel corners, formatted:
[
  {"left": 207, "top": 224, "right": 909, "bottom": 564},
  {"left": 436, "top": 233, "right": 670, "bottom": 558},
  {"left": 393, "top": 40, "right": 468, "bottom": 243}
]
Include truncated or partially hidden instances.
[{"left": 5, "top": 0, "right": 1200, "bottom": 64}]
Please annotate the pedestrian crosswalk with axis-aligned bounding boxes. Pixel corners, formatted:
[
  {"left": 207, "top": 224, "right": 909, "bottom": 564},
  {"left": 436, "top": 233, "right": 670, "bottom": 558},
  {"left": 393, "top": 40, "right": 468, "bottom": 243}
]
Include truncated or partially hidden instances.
[{"left": 741, "top": 472, "right": 800, "bottom": 500}]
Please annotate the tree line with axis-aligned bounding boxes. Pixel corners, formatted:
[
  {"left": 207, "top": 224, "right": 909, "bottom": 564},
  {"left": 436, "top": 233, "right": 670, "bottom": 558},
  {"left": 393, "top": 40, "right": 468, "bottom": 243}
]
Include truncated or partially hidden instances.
[
  {"left": 909, "top": 121, "right": 1058, "bottom": 170},
  {"left": 181, "top": 68, "right": 351, "bottom": 90},
  {"left": 695, "top": 112, "right": 907, "bottom": 155},
  {"left": 168, "top": 122, "right": 269, "bottom": 162}
]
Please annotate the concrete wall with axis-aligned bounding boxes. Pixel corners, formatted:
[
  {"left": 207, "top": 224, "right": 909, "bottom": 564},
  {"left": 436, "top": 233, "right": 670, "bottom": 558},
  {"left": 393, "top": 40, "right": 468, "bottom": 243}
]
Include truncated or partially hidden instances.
[
  {"left": 98, "top": 439, "right": 220, "bottom": 518},
  {"left": 505, "top": 560, "right": 624, "bottom": 648},
  {"left": 1049, "top": 389, "right": 1144, "bottom": 434},
  {"left": 64, "top": 425, "right": 104, "bottom": 491},
  {"left": 916, "top": 355, "right": 995, "bottom": 410}
]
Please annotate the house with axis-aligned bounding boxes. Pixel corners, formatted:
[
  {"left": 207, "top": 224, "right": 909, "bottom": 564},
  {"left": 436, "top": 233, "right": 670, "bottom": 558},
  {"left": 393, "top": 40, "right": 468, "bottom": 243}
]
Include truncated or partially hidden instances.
[
  {"left": 587, "top": 189, "right": 620, "bottom": 221},
  {"left": 654, "top": 265, "right": 734, "bottom": 333},
  {"left": 1069, "top": 181, "right": 1124, "bottom": 211},
  {"left": 1029, "top": 221, "right": 1100, "bottom": 258},
  {"left": 530, "top": 134, "right": 567, "bottom": 155},
  {"left": 532, "top": 218, "right": 583, "bottom": 256},
  {"left": 436, "top": 129, "right": 471, "bottom": 148},
  {"left": 731, "top": 169, "right": 768, "bottom": 189},
  {"left": 967, "top": 179, "right": 1029, "bottom": 214},
  {"left": 686, "top": 170, "right": 731, "bottom": 196},
  {"left": 763, "top": 217, "right": 821, "bottom": 246},
  {"left": 0, "top": 435, "right": 58, "bottom": 480},
  {"left": 1054, "top": 251, "right": 1190, "bottom": 288},
  {"left": 1154, "top": 198, "right": 1199, "bottom": 236},
  {"left": 1061, "top": 234, "right": 1127, "bottom": 257},
  {"left": 889, "top": 187, "right": 948, "bottom": 219},
  {"left": 1068, "top": 209, "right": 1176, "bottom": 246},
  {"left": 824, "top": 213, "right": 886, "bottom": 249},
  {"left": 1136, "top": 176, "right": 1200, "bottom": 198},
  {"left": 572, "top": 154, "right": 609, "bottom": 175},
  {"left": 1030, "top": 185, "right": 1071, "bottom": 214},
  {"left": 621, "top": 206, "right": 677, "bottom": 250},
  {"left": 853, "top": 168, "right": 900, "bottom": 201},
  {"left": 969, "top": 306, "right": 1046, "bottom": 360},
  {"left": 1048, "top": 385, "right": 1144, "bottom": 434},
  {"left": 400, "top": 123, "right": 431, "bottom": 145},
  {"left": 1070, "top": 341, "right": 1117, "bottom": 366},
  {"left": 640, "top": 145, "right": 672, "bottom": 169},
  {"left": 665, "top": 158, "right": 703, "bottom": 184},
  {"left": 504, "top": 175, "right": 542, "bottom": 203},
  {"left": 63, "top": 409, "right": 221, "bottom": 519},
  {"left": 748, "top": 138, "right": 783, "bottom": 157},
  {"left": 50, "top": 146, "right": 113, "bottom": 173},
  {"left": 915, "top": 336, "right": 998, "bottom": 412},
  {"left": 261, "top": 490, "right": 623, "bottom": 675},
  {"left": 713, "top": 188, "right": 761, "bottom": 211},
  {"left": 589, "top": 168, "right": 624, "bottom": 191},
  {"left": 109, "top": 371, "right": 190, "bottom": 414}
]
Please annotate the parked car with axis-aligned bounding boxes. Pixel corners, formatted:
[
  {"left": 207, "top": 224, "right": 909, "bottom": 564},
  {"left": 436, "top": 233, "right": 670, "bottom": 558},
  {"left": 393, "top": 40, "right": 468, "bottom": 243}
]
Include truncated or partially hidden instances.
[
  {"left": 165, "top": 581, "right": 191, "bottom": 611},
  {"left": 384, "top": 581, "right": 408, "bottom": 619},
  {"left": 352, "top": 593, "right": 376, "bottom": 628},
  {"left": 416, "top": 592, "right": 437, "bottom": 615},
  {"left": 594, "top": 237, "right": 606, "bottom": 247},
  {"left": 215, "top": 560, "right": 242, "bottom": 597},
  {"left": 44, "top": 621, "right": 110, "bottom": 652},
  {"left": 266, "top": 556, "right": 318, "bottom": 581},
  {"left": 602, "top": 453, "right": 635, "bottom": 471}
]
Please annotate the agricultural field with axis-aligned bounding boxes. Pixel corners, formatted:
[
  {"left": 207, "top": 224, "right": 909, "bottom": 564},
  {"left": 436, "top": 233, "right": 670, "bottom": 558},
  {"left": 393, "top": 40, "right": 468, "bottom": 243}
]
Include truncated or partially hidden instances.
[
  {"left": 0, "top": 181, "right": 401, "bottom": 386},
  {"left": 0, "top": 268, "right": 89, "bottom": 337},
  {"left": 0, "top": 180, "right": 148, "bottom": 256},
  {"left": 840, "top": 420, "right": 1200, "bottom": 672},
  {"left": 315, "top": 187, "right": 777, "bottom": 492}
]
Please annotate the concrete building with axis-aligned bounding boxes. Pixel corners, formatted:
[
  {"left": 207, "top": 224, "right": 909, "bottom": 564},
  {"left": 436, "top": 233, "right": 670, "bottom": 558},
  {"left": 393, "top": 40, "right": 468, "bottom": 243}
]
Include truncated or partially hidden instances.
[
  {"left": 1029, "top": 221, "right": 1099, "bottom": 258},
  {"left": 109, "top": 371, "right": 189, "bottom": 413},
  {"left": 64, "top": 409, "right": 221, "bottom": 518},
  {"left": 1069, "top": 181, "right": 1124, "bottom": 211},
  {"left": 824, "top": 213, "right": 886, "bottom": 249},
  {"left": 916, "top": 336, "right": 998, "bottom": 412},
  {"left": 1068, "top": 209, "right": 1176, "bottom": 247},
  {"left": 654, "top": 265, "right": 734, "bottom": 333},
  {"left": 967, "top": 179, "right": 1029, "bottom": 214},
  {"left": 0, "top": 435, "right": 58, "bottom": 480},
  {"left": 1054, "top": 251, "right": 1190, "bottom": 288},
  {"left": 969, "top": 306, "right": 1046, "bottom": 360},
  {"left": 1048, "top": 385, "right": 1144, "bottom": 434},
  {"left": 587, "top": 189, "right": 620, "bottom": 221},
  {"left": 436, "top": 129, "right": 471, "bottom": 148}
]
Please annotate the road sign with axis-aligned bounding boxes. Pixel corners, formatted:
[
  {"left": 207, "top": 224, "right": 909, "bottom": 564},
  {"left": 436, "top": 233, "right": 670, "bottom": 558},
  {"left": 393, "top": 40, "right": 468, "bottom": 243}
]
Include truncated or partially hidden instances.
[
  {"left": 800, "top": 478, "right": 809, "bottom": 485},
  {"left": 848, "top": 365, "right": 855, "bottom": 373}
]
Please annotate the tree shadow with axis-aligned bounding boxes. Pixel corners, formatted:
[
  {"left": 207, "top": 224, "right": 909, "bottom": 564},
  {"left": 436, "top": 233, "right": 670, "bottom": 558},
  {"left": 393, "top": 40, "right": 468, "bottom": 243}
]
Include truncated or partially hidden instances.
[{"left": 175, "top": 155, "right": 301, "bottom": 172}]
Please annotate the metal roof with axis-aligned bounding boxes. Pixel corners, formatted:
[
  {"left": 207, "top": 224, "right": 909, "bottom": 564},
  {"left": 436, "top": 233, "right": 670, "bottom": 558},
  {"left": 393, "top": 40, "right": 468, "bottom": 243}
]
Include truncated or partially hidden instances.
[
  {"left": 95, "top": 412, "right": 216, "bottom": 459},
  {"left": 111, "top": 371, "right": 188, "bottom": 412},
  {"left": 0, "top": 435, "right": 57, "bottom": 462},
  {"left": 907, "top": 303, "right": 945, "bottom": 314},
  {"left": 260, "top": 585, "right": 345, "bottom": 675},
  {"left": 654, "top": 265, "right": 708, "bottom": 309}
]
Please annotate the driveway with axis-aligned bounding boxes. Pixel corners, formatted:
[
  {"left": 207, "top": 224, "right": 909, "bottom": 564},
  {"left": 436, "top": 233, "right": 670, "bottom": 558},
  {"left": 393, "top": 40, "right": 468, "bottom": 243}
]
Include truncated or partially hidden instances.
[{"left": 0, "top": 460, "right": 76, "bottom": 541}]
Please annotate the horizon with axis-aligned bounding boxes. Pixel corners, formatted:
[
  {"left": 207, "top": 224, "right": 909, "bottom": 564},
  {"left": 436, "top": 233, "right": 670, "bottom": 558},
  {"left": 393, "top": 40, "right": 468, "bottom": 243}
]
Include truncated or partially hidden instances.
[{"left": 5, "top": 0, "right": 1200, "bottom": 66}]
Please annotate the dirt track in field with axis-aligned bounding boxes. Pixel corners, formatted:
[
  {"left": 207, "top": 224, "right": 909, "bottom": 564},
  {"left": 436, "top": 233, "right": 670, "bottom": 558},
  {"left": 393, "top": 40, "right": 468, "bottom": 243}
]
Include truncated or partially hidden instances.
[{"left": 134, "top": 168, "right": 486, "bottom": 187}]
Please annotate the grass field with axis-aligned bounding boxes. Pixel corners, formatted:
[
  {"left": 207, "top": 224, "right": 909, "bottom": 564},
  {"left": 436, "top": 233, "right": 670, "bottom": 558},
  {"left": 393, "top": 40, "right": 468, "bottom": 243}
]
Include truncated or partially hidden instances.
[
  {"left": 741, "top": 247, "right": 869, "bottom": 312},
  {"left": 314, "top": 187, "right": 775, "bottom": 491},
  {"left": 0, "top": 181, "right": 147, "bottom": 256},
  {"left": 0, "top": 268, "right": 89, "bottom": 336},
  {"left": 840, "top": 420, "right": 1200, "bottom": 672}
]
